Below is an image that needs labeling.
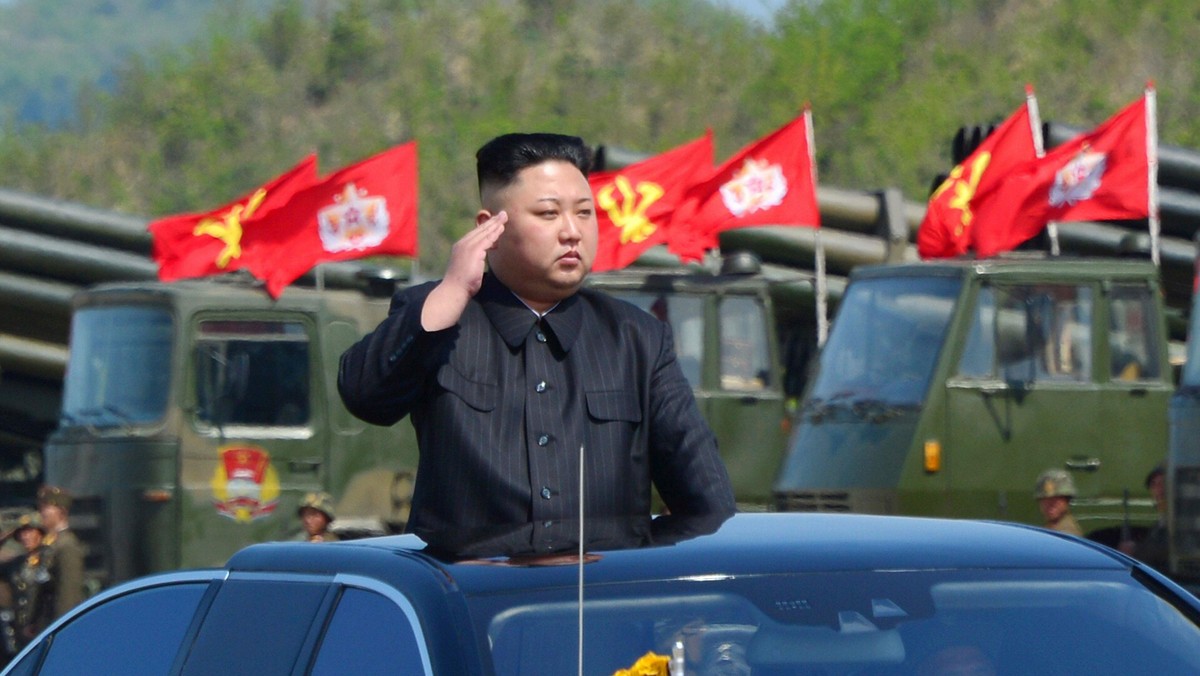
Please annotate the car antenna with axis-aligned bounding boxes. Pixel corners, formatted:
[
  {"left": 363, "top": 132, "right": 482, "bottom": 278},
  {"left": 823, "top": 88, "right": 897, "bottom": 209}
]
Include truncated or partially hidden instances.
[{"left": 577, "top": 443, "right": 585, "bottom": 676}]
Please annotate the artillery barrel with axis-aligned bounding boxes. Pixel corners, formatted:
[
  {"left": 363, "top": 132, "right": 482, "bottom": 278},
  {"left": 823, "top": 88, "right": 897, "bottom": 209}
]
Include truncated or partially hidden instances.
[
  {"left": 0, "top": 226, "right": 158, "bottom": 285},
  {"left": 0, "top": 187, "right": 150, "bottom": 253}
]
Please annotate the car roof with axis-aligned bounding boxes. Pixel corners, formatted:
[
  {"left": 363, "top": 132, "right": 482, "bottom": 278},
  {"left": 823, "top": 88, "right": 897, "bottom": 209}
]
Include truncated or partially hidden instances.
[{"left": 224, "top": 513, "right": 1127, "bottom": 594}]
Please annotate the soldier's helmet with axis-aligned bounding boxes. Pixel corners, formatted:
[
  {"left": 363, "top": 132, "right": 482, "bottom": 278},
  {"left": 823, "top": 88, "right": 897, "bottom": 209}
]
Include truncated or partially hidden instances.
[
  {"left": 298, "top": 492, "right": 336, "bottom": 521},
  {"left": 36, "top": 484, "right": 72, "bottom": 512},
  {"left": 1035, "top": 469, "right": 1077, "bottom": 499}
]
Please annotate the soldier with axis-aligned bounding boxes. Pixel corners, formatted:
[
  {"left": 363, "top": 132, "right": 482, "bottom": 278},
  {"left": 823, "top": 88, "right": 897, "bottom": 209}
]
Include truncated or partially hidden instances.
[
  {"left": 1125, "top": 463, "right": 1168, "bottom": 571},
  {"left": 296, "top": 492, "right": 339, "bottom": 543},
  {"left": 1, "top": 512, "right": 50, "bottom": 661},
  {"left": 36, "top": 485, "right": 85, "bottom": 621},
  {"left": 1035, "top": 469, "right": 1083, "bottom": 536}
]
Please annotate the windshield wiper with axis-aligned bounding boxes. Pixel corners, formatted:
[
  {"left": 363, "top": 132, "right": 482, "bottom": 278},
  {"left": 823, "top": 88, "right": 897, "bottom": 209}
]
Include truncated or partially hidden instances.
[
  {"left": 70, "top": 405, "right": 136, "bottom": 430},
  {"left": 849, "top": 398, "right": 908, "bottom": 423}
]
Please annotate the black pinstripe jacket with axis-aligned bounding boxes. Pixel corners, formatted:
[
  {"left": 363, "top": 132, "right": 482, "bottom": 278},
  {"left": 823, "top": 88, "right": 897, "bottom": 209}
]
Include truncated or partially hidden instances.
[{"left": 337, "top": 273, "right": 735, "bottom": 532}]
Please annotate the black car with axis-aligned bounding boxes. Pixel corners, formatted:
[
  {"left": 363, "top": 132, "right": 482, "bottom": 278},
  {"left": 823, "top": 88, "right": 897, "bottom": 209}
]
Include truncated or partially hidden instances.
[{"left": 5, "top": 512, "right": 1200, "bottom": 675}]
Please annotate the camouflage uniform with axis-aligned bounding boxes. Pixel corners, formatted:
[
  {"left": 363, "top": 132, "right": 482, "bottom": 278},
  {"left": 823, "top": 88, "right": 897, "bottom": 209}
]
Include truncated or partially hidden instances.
[
  {"left": 1035, "top": 469, "right": 1083, "bottom": 537},
  {"left": 1, "top": 513, "right": 51, "bottom": 659}
]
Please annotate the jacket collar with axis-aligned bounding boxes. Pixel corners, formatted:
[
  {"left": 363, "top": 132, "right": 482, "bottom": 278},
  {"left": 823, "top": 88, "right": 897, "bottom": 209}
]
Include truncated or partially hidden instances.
[{"left": 479, "top": 273, "right": 582, "bottom": 353}]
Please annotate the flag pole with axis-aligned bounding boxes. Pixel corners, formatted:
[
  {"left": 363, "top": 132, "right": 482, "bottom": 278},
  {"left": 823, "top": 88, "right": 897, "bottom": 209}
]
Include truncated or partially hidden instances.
[
  {"left": 1025, "top": 84, "right": 1059, "bottom": 256},
  {"left": 805, "top": 105, "right": 828, "bottom": 346},
  {"left": 1146, "top": 81, "right": 1161, "bottom": 267}
]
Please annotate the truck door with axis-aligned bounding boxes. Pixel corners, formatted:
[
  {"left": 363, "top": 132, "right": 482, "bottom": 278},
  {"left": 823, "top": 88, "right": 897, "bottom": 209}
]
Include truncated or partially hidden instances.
[
  {"left": 1099, "top": 283, "right": 1171, "bottom": 528},
  {"left": 181, "top": 318, "right": 323, "bottom": 567},
  {"left": 709, "top": 293, "right": 787, "bottom": 505},
  {"left": 945, "top": 282, "right": 1108, "bottom": 527}
]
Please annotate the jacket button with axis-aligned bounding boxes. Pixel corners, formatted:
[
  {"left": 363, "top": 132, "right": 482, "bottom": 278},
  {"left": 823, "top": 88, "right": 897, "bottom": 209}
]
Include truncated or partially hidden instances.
[
  {"left": 537, "top": 434, "right": 549, "bottom": 446},
  {"left": 541, "top": 487, "right": 552, "bottom": 499},
  {"left": 536, "top": 332, "right": 547, "bottom": 343},
  {"left": 536, "top": 381, "right": 547, "bottom": 393}
]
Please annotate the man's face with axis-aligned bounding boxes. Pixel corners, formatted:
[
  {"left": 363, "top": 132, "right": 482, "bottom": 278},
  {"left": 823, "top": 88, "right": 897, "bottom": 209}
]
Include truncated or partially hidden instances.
[
  {"left": 1149, "top": 472, "right": 1166, "bottom": 513},
  {"left": 38, "top": 504, "right": 65, "bottom": 530},
  {"left": 301, "top": 507, "right": 329, "bottom": 536},
  {"left": 482, "top": 160, "right": 597, "bottom": 311},
  {"left": 1037, "top": 496, "right": 1070, "bottom": 523},
  {"left": 17, "top": 528, "right": 42, "bottom": 552}
]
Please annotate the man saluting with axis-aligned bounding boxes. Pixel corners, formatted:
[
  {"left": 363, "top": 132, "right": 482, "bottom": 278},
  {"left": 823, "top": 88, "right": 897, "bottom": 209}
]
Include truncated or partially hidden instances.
[{"left": 338, "top": 132, "right": 735, "bottom": 532}]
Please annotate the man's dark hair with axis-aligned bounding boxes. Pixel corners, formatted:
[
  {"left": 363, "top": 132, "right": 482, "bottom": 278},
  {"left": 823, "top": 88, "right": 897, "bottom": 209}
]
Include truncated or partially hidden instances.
[{"left": 476, "top": 133, "right": 592, "bottom": 196}]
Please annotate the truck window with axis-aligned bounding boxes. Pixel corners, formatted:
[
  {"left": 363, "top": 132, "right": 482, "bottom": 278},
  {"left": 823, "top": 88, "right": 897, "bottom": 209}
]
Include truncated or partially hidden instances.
[
  {"left": 61, "top": 306, "right": 173, "bottom": 426},
  {"left": 614, "top": 293, "right": 704, "bottom": 387},
  {"left": 963, "top": 284, "right": 1092, "bottom": 383},
  {"left": 719, "top": 296, "right": 771, "bottom": 391},
  {"left": 810, "top": 276, "right": 960, "bottom": 406},
  {"left": 1108, "top": 285, "right": 1161, "bottom": 381},
  {"left": 194, "top": 320, "right": 310, "bottom": 427}
]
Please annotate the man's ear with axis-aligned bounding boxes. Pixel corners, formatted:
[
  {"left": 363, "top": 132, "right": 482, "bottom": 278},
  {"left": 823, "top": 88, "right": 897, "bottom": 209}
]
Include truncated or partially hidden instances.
[{"left": 476, "top": 209, "right": 493, "bottom": 227}]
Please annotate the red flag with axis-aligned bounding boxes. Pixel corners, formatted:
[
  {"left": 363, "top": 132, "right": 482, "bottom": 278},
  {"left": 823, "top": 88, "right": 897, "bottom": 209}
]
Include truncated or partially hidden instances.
[
  {"left": 672, "top": 111, "right": 819, "bottom": 263},
  {"left": 972, "top": 95, "right": 1150, "bottom": 257},
  {"left": 589, "top": 133, "right": 713, "bottom": 272},
  {"left": 148, "top": 155, "right": 318, "bottom": 281},
  {"left": 249, "top": 142, "right": 419, "bottom": 298},
  {"left": 917, "top": 96, "right": 1040, "bottom": 259}
]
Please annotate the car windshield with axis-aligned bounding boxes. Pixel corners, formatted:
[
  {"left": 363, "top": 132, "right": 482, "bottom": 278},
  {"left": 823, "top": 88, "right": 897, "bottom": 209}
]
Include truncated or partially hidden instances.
[
  {"left": 808, "top": 276, "right": 960, "bottom": 408},
  {"left": 469, "top": 568, "right": 1200, "bottom": 676}
]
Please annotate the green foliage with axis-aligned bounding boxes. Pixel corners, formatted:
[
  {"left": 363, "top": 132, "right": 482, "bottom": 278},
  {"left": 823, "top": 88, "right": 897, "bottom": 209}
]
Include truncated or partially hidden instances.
[{"left": 1, "top": 0, "right": 1199, "bottom": 271}]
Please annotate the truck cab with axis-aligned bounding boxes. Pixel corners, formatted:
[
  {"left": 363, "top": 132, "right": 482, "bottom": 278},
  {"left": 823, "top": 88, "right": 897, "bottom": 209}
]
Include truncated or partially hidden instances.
[
  {"left": 1169, "top": 252, "right": 1200, "bottom": 579},
  {"left": 776, "top": 256, "right": 1171, "bottom": 537},
  {"left": 43, "top": 277, "right": 419, "bottom": 588}
]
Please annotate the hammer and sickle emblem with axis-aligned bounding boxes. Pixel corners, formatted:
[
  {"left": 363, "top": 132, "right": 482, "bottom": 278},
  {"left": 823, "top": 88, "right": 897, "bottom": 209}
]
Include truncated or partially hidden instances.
[
  {"left": 597, "top": 176, "right": 665, "bottom": 244},
  {"left": 193, "top": 188, "right": 268, "bottom": 268},
  {"left": 930, "top": 152, "right": 992, "bottom": 236}
]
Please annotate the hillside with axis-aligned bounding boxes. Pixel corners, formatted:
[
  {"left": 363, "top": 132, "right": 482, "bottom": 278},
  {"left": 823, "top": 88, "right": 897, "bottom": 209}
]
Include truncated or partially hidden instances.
[{"left": 1, "top": 0, "right": 1198, "bottom": 270}]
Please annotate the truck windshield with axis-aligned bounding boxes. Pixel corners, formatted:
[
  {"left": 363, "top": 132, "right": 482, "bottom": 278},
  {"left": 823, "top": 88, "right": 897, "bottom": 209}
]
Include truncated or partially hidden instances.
[
  {"left": 808, "top": 276, "right": 961, "bottom": 406},
  {"left": 1182, "top": 297, "right": 1200, "bottom": 389},
  {"left": 61, "top": 305, "right": 174, "bottom": 426}
]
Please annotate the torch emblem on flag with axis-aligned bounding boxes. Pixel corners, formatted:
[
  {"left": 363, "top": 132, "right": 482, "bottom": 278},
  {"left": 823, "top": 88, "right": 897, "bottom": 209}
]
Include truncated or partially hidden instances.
[
  {"left": 192, "top": 188, "right": 267, "bottom": 269},
  {"left": 1049, "top": 148, "right": 1107, "bottom": 207},
  {"left": 719, "top": 158, "right": 788, "bottom": 217},
  {"left": 317, "top": 182, "right": 392, "bottom": 252},
  {"left": 597, "top": 176, "right": 665, "bottom": 244}
]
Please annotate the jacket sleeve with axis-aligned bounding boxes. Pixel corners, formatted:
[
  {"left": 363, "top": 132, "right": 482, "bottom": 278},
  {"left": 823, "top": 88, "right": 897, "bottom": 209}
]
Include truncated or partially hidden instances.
[
  {"left": 53, "top": 539, "right": 85, "bottom": 618},
  {"left": 337, "top": 282, "right": 452, "bottom": 426},
  {"left": 645, "top": 321, "right": 737, "bottom": 517}
]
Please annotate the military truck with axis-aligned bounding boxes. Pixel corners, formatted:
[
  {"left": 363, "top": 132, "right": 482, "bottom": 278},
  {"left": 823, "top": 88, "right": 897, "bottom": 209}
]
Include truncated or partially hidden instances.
[
  {"left": 42, "top": 252, "right": 806, "bottom": 589},
  {"left": 1169, "top": 244, "right": 1200, "bottom": 580},
  {"left": 42, "top": 274, "right": 421, "bottom": 588},
  {"left": 775, "top": 255, "right": 1174, "bottom": 540}
]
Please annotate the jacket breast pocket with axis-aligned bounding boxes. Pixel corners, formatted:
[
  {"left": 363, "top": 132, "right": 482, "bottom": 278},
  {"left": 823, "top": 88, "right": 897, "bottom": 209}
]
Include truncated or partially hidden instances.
[
  {"left": 435, "top": 367, "right": 498, "bottom": 412},
  {"left": 585, "top": 390, "right": 642, "bottom": 424}
]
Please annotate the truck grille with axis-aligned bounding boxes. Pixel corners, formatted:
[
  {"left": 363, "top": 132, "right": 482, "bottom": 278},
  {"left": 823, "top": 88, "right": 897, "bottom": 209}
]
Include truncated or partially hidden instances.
[
  {"left": 69, "top": 495, "right": 109, "bottom": 589},
  {"left": 775, "top": 488, "right": 899, "bottom": 515},
  {"left": 1174, "top": 466, "right": 1200, "bottom": 576},
  {"left": 775, "top": 491, "right": 852, "bottom": 512}
]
